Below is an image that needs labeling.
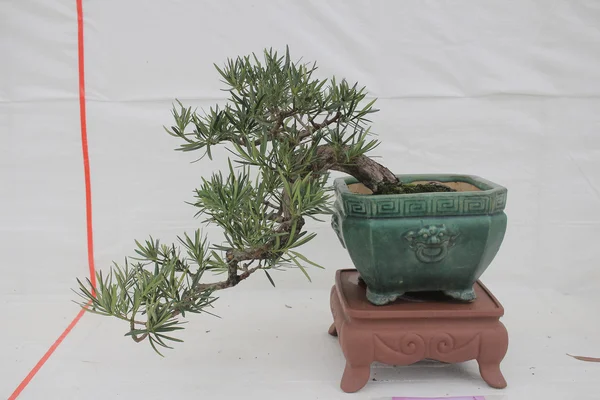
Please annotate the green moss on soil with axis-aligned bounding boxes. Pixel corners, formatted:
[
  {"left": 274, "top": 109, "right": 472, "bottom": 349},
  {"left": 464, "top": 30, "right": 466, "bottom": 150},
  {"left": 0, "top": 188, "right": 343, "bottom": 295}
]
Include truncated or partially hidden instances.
[{"left": 376, "top": 182, "right": 456, "bottom": 195}]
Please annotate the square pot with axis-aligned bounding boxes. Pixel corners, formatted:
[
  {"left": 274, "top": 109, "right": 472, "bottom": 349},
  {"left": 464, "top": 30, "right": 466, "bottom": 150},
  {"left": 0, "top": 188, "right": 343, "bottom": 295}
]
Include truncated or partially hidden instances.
[{"left": 331, "top": 174, "right": 507, "bottom": 305}]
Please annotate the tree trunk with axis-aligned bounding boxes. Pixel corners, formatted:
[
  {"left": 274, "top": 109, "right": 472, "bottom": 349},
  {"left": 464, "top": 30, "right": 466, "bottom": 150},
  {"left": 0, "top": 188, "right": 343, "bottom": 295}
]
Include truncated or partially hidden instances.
[{"left": 315, "top": 145, "right": 399, "bottom": 193}]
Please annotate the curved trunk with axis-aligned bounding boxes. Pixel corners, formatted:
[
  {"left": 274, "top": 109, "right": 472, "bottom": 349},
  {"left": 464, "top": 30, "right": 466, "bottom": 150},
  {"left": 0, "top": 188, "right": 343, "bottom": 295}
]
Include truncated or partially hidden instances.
[{"left": 315, "top": 145, "right": 399, "bottom": 193}]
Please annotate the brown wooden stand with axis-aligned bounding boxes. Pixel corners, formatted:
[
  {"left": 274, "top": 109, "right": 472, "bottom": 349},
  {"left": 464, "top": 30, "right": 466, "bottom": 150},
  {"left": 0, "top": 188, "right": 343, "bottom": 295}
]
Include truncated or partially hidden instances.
[{"left": 329, "top": 269, "right": 508, "bottom": 393}]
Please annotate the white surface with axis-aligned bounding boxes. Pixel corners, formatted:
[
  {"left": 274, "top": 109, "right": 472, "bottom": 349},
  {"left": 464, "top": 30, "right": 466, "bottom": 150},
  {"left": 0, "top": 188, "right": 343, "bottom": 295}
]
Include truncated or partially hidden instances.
[{"left": 2, "top": 0, "right": 600, "bottom": 399}]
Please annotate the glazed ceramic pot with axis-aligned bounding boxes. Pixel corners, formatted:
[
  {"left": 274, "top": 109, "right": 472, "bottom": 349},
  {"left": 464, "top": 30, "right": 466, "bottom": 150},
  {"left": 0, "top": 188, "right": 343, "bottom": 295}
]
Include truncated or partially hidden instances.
[{"left": 331, "top": 174, "right": 507, "bottom": 305}]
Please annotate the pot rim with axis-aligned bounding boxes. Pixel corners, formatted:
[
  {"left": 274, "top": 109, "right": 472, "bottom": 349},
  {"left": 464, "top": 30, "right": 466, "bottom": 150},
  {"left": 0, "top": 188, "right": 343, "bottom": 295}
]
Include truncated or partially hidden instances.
[
  {"left": 333, "top": 174, "right": 507, "bottom": 218},
  {"left": 334, "top": 174, "right": 505, "bottom": 196}
]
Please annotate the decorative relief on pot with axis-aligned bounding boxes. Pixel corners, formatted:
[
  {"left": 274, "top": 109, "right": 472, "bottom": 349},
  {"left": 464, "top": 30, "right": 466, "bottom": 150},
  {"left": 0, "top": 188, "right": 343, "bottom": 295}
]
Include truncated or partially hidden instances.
[
  {"left": 331, "top": 212, "right": 345, "bottom": 248},
  {"left": 343, "top": 199, "right": 369, "bottom": 215},
  {"left": 464, "top": 196, "right": 490, "bottom": 212},
  {"left": 403, "top": 198, "right": 430, "bottom": 215},
  {"left": 404, "top": 224, "right": 459, "bottom": 263},
  {"left": 494, "top": 191, "right": 507, "bottom": 211}
]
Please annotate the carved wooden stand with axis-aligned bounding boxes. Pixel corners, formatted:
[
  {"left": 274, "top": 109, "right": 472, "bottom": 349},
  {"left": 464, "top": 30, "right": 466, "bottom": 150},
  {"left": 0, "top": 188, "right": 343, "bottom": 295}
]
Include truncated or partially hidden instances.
[{"left": 329, "top": 269, "right": 508, "bottom": 393}]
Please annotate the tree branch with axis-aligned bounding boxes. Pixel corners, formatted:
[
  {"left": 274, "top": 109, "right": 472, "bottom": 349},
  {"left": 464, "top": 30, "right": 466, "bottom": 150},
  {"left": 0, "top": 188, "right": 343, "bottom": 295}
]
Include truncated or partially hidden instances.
[
  {"left": 168, "top": 263, "right": 264, "bottom": 322},
  {"left": 294, "top": 114, "right": 311, "bottom": 133},
  {"left": 130, "top": 320, "right": 149, "bottom": 343},
  {"left": 263, "top": 199, "right": 279, "bottom": 209},
  {"left": 247, "top": 108, "right": 296, "bottom": 146},
  {"left": 312, "top": 111, "right": 342, "bottom": 130},
  {"left": 186, "top": 214, "right": 305, "bottom": 296},
  {"left": 297, "top": 111, "right": 342, "bottom": 142},
  {"left": 193, "top": 264, "right": 263, "bottom": 292}
]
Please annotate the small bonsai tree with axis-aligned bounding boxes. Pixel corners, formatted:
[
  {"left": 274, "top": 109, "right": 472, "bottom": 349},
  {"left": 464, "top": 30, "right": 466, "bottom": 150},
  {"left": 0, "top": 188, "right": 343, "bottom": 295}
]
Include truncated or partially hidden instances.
[{"left": 75, "top": 47, "right": 451, "bottom": 355}]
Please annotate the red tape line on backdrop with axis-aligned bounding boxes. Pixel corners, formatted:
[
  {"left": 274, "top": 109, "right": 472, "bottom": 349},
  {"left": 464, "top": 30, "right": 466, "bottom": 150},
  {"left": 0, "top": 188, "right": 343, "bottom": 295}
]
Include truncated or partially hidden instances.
[{"left": 8, "top": 0, "right": 96, "bottom": 398}]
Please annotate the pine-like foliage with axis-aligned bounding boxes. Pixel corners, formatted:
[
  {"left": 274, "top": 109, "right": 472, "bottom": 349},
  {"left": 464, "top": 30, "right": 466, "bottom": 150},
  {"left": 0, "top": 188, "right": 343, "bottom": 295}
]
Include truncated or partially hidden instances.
[{"left": 74, "top": 47, "right": 388, "bottom": 355}]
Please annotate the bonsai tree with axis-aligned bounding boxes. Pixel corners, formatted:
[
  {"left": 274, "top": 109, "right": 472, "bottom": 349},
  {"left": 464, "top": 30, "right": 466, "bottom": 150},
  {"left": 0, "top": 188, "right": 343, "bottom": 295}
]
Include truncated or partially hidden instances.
[{"left": 74, "top": 47, "right": 451, "bottom": 355}]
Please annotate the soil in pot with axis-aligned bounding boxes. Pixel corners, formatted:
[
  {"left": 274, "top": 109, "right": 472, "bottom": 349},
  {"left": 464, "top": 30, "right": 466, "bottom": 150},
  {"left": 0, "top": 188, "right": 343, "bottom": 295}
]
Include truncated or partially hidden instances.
[{"left": 349, "top": 180, "right": 481, "bottom": 195}]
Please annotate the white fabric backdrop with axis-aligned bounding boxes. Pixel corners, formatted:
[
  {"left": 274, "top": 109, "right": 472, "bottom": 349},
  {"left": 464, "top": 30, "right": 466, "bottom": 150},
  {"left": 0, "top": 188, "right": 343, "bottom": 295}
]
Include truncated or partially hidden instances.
[{"left": 2, "top": 0, "right": 600, "bottom": 399}]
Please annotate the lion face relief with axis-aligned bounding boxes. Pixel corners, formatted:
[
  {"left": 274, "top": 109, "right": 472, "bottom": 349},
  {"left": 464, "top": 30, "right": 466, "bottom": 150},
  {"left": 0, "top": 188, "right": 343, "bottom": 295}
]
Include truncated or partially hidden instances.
[{"left": 404, "top": 224, "right": 459, "bottom": 263}]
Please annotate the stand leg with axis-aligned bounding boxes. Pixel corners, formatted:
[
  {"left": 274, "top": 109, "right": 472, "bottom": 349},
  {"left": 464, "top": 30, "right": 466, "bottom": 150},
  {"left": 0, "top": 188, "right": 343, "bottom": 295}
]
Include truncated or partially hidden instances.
[
  {"left": 478, "top": 363, "right": 507, "bottom": 389},
  {"left": 477, "top": 323, "right": 509, "bottom": 389},
  {"left": 340, "top": 363, "right": 370, "bottom": 393},
  {"left": 328, "top": 323, "right": 337, "bottom": 337}
]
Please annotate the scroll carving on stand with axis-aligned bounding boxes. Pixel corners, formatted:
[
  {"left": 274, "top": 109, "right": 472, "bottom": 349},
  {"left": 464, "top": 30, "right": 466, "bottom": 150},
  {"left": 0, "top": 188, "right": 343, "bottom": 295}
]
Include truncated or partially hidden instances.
[{"left": 373, "top": 331, "right": 482, "bottom": 364}]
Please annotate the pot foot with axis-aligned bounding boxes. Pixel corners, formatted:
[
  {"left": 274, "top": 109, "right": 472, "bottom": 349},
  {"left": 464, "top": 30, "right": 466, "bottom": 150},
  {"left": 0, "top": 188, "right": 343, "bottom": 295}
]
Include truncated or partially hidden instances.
[
  {"left": 366, "top": 287, "right": 404, "bottom": 305},
  {"left": 443, "top": 287, "right": 476, "bottom": 302}
]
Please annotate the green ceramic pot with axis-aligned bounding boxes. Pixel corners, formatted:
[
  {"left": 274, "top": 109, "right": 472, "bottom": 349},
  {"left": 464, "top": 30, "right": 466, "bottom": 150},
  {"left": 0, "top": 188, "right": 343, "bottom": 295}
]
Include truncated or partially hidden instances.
[{"left": 331, "top": 174, "right": 507, "bottom": 305}]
